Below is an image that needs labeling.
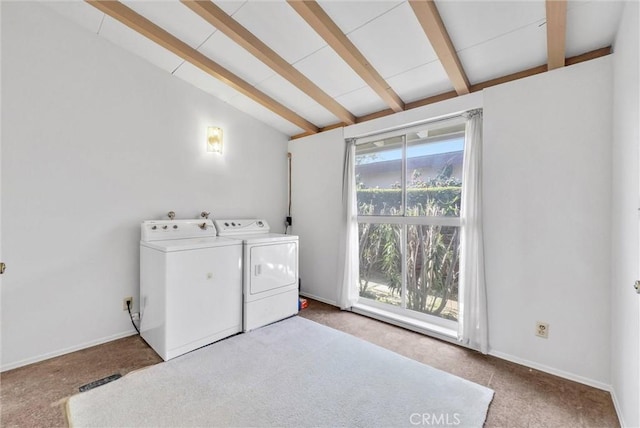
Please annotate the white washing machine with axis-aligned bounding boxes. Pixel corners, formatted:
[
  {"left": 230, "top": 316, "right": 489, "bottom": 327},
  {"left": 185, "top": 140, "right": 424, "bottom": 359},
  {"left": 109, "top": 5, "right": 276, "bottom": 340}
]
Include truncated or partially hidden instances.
[
  {"left": 214, "top": 219, "right": 299, "bottom": 332},
  {"left": 140, "top": 218, "right": 242, "bottom": 360}
]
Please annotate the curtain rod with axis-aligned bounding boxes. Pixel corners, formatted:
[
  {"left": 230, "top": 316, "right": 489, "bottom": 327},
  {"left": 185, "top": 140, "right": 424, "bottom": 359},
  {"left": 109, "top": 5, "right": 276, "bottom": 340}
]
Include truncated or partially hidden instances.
[{"left": 349, "top": 108, "right": 481, "bottom": 144}]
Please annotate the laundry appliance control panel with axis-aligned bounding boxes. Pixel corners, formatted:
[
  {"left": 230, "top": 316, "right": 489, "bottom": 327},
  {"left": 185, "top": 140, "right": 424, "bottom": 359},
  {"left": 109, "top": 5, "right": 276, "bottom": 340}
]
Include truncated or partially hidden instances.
[
  {"left": 141, "top": 219, "right": 217, "bottom": 241},
  {"left": 214, "top": 219, "right": 270, "bottom": 236}
]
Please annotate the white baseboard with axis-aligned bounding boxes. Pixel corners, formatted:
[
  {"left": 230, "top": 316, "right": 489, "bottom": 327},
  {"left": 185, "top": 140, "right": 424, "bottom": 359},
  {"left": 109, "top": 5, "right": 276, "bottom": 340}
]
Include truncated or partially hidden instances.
[
  {"left": 299, "top": 291, "right": 337, "bottom": 307},
  {"left": 609, "top": 387, "right": 628, "bottom": 428},
  {"left": 488, "top": 350, "right": 611, "bottom": 392},
  {"left": 1, "top": 329, "right": 138, "bottom": 372}
]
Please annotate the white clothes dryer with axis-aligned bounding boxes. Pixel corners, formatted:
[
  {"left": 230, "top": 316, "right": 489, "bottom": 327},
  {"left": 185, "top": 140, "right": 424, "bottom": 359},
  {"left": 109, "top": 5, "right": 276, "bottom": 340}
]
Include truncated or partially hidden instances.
[
  {"left": 140, "top": 219, "right": 242, "bottom": 360},
  {"left": 214, "top": 219, "right": 299, "bottom": 332}
]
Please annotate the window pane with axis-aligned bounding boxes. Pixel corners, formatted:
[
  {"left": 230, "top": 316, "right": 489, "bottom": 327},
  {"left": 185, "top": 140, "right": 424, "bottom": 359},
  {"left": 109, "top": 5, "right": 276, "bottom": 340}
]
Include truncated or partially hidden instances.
[
  {"left": 405, "top": 225, "right": 459, "bottom": 321},
  {"left": 406, "top": 132, "right": 464, "bottom": 217},
  {"left": 355, "top": 136, "right": 403, "bottom": 216},
  {"left": 358, "top": 223, "right": 402, "bottom": 306}
]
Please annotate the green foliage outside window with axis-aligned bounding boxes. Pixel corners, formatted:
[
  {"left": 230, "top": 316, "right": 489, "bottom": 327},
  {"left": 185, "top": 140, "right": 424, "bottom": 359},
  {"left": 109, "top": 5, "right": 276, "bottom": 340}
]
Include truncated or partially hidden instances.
[{"left": 357, "top": 167, "right": 461, "bottom": 320}]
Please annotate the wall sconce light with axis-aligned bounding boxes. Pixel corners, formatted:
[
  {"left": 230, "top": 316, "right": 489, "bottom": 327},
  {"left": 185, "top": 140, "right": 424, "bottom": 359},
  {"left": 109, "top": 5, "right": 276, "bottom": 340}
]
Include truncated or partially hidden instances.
[{"left": 207, "top": 126, "right": 223, "bottom": 154}]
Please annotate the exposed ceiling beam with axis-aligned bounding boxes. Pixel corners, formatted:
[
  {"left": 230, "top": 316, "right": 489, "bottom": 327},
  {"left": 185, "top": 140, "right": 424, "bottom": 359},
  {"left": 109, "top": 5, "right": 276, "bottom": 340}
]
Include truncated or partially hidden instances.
[
  {"left": 408, "top": 0, "right": 470, "bottom": 95},
  {"left": 86, "top": 0, "right": 318, "bottom": 134},
  {"left": 291, "top": 47, "right": 611, "bottom": 140},
  {"left": 545, "top": 0, "right": 568, "bottom": 70},
  {"left": 288, "top": 0, "right": 405, "bottom": 113},
  {"left": 181, "top": 0, "right": 356, "bottom": 125}
]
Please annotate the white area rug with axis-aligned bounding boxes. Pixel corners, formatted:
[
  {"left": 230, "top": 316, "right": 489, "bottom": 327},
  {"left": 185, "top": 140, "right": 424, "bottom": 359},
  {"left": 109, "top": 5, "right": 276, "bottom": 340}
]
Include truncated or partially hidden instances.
[{"left": 67, "top": 317, "right": 493, "bottom": 427}]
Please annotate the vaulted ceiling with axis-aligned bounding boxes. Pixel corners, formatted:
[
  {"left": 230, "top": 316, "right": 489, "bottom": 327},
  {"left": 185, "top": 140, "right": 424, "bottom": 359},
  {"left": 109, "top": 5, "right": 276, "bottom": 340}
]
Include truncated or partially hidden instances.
[{"left": 41, "top": 1, "right": 624, "bottom": 138}]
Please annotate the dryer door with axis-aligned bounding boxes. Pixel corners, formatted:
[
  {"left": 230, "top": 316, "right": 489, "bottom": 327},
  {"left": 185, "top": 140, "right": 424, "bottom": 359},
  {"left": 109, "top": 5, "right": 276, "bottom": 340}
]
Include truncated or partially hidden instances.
[{"left": 249, "top": 242, "right": 298, "bottom": 295}]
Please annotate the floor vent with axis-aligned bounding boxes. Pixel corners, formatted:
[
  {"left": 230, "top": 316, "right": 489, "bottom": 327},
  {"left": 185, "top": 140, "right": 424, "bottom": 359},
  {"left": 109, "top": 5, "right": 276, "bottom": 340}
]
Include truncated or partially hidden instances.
[{"left": 79, "top": 374, "right": 122, "bottom": 392}]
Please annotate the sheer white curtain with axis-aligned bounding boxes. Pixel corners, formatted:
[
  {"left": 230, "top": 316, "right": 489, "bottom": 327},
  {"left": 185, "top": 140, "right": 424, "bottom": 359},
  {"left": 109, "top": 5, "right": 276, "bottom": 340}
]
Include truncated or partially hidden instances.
[
  {"left": 337, "top": 139, "right": 359, "bottom": 309},
  {"left": 458, "top": 109, "right": 489, "bottom": 354}
]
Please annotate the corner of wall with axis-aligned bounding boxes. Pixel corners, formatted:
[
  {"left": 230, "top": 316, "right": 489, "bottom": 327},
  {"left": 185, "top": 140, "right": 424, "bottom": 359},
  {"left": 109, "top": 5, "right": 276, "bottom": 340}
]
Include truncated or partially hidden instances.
[{"left": 609, "top": 1, "right": 640, "bottom": 426}]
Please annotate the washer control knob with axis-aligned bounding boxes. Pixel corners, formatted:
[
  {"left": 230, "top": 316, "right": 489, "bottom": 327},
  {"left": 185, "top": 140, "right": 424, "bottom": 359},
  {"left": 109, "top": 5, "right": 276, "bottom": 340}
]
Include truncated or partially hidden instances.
[
  {"left": 224, "top": 222, "right": 229, "bottom": 227},
  {"left": 231, "top": 222, "right": 236, "bottom": 226},
  {"left": 151, "top": 225, "right": 157, "bottom": 230},
  {"left": 257, "top": 221, "right": 264, "bottom": 227},
  {"left": 173, "top": 225, "right": 178, "bottom": 229},
  {"left": 162, "top": 225, "right": 168, "bottom": 230}
]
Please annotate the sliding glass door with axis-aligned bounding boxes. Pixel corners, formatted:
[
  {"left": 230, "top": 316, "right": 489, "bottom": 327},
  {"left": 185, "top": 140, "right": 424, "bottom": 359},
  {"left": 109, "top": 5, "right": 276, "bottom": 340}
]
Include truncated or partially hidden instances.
[{"left": 355, "top": 118, "right": 465, "bottom": 331}]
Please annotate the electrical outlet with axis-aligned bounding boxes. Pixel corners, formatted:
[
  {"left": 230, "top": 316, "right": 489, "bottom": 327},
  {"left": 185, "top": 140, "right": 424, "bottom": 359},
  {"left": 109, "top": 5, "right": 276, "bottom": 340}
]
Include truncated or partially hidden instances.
[
  {"left": 123, "top": 297, "right": 133, "bottom": 311},
  {"left": 535, "top": 321, "right": 549, "bottom": 338}
]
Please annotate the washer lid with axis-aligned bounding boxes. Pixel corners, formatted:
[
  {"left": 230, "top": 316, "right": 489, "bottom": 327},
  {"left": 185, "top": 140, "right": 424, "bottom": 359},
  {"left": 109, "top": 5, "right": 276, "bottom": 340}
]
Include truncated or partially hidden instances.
[{"left": 140, "top": 236, "right": 240, "bottom": 252}]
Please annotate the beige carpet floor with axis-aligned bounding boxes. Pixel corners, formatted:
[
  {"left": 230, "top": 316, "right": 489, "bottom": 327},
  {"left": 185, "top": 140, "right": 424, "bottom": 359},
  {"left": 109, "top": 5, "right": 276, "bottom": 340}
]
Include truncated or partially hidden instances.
[{"left": 1, "top": 299, "right": 619, "bottom": 427}]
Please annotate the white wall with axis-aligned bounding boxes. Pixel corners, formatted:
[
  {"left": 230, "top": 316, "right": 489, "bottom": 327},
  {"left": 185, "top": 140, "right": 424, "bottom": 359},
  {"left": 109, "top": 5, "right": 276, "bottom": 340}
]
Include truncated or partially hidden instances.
[
  {"left": 288, "top": 128, "right": 345, "bottom": 305},
  {"left": 0, "top": 0, "right": 3, "bottom": 363},
  {"left": 1, "top": 2, "right": 288, "bottom": 370},
  {"left": 344, "top": 93, "right": 483, "bottom": 139},
  {"left": 610, "top": 1, "right": 640, "bottom": 426},
  {"left": 290, "top": 59, "right": 613, "bottom": 388},
  {"left": 483, "top": 57, "right": 612, "bottom": 388}
]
